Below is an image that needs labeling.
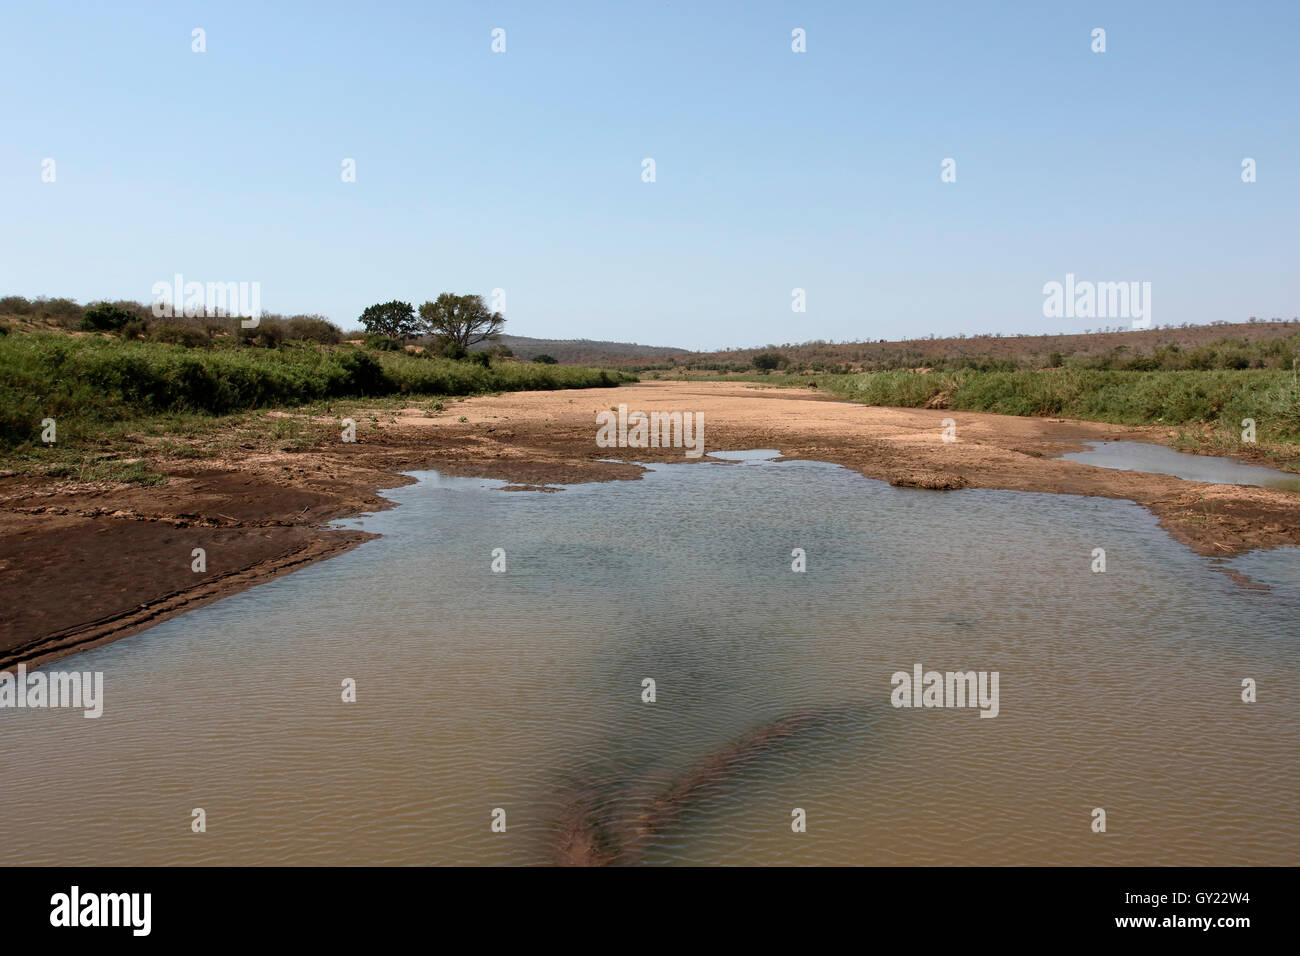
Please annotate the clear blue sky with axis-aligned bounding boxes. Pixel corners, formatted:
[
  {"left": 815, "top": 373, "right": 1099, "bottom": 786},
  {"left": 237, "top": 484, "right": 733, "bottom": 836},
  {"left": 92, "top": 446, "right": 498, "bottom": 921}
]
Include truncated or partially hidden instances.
[{"left": 2, "top": 0, "right": 1297, "bottom": 349}]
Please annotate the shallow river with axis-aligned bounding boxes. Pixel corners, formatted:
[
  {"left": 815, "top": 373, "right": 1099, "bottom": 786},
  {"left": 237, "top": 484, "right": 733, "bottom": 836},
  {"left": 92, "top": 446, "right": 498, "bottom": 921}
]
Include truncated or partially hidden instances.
[{"left": 1, "top": 452, "right": 1296, "bottom": 865}]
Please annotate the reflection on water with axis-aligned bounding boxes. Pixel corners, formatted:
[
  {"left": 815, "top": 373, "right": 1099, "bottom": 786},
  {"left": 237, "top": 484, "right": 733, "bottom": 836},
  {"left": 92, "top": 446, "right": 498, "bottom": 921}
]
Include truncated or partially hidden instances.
[
  {"left": 1, "top": 454, "right": 1296, "bottom": 865},
  {"left": 1063, "top": 440, "right": 1300, "bottom": 491}
]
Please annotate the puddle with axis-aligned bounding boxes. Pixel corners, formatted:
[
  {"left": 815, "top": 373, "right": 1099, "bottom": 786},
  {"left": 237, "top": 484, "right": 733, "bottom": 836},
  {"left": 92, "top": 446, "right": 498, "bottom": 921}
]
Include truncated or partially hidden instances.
[{"left": 1063, "top": 441, "right": 1300, "bottom": 491}]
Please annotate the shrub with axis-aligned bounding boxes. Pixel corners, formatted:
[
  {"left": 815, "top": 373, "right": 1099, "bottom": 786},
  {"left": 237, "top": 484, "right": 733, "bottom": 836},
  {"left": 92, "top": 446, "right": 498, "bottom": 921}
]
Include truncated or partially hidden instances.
[
  {"left": 32, "top": 297, "right": 84, "bottom": 326},
  {"left": 120, "top": 318, "right": 149, "bottom": 340},
  {"left": 333, "top": 350, "right": 388, "bottom": 395},
  {"left": 81, "top": 302, "right": 135, "bottom": 331},
  {"left": 0, "top": 295, "right": 32, "bottom": 315},
  {"left": 284, "top": 315, "right": 343, "bottom": 344},
  {"left": 532, "top": 353, "right": 558, "bottom": 364},
  {"left": 149, "top": 322, "right": 209, "bottom": 347},
  {"left": 105, "top": 300, "right": 153, "bottom": 322},
  {"left": 428, "top": 339, "right": 468, "bottom": 361},
  {"left": 238, "top": 322, "right": 285, "bottom": 348}
]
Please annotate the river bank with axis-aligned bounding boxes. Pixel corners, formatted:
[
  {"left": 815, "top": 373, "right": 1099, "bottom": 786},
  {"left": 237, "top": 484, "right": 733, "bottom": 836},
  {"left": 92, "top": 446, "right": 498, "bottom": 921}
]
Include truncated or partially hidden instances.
[{"left": 2, "top": 381, "right": 1296, "bottom": 668}]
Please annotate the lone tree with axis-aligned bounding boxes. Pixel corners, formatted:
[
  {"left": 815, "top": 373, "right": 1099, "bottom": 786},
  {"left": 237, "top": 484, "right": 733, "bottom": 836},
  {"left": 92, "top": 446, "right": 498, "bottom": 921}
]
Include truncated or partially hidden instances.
[
  {"left": 358, "top": 300, "right": 419, "bottom": 339},
  {"left": 418, "top": 293, "right": 504, "bottom": 350}
]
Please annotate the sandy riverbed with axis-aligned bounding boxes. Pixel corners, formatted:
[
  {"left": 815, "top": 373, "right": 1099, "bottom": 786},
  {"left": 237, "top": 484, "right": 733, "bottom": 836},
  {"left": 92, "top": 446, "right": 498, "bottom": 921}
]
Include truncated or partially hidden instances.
[{"left": 2, "top": 381, "right": 1296, "bottom": 667}]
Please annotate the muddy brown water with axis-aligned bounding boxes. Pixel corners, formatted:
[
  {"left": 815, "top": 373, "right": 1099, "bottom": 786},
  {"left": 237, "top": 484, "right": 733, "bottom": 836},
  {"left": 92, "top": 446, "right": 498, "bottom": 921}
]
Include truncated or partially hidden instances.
[{"left": 1, "top": 453, "right": 1296, "bottom": 865}]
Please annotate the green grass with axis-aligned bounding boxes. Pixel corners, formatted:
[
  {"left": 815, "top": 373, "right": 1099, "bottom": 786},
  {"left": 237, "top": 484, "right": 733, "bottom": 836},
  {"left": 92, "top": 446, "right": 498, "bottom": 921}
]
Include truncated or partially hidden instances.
[
  {"left": 0, "top": 333, "right": 635, "bottom": 452},
  {"left": 824, "top": 368, "right": 1300, "bottom": 446},
  {"left": 38, "top": 458, "right": 170, "bottom": 485}
]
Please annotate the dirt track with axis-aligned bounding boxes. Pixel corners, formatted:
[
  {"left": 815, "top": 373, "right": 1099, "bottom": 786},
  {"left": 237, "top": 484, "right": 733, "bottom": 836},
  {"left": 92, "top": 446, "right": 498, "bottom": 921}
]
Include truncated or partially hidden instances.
[{"left": 2, "top": 381, "right": 1296, "bottom": 667}]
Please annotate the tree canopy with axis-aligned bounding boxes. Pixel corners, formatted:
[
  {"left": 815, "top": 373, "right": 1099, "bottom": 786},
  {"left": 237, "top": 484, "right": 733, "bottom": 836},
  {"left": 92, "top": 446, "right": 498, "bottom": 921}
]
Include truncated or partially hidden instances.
[
  {"left": 418, "top": 293, "right": 504, "bottom": 349},
  {"left": 358, "top": 300, "right": 419, "bottom": 338}
]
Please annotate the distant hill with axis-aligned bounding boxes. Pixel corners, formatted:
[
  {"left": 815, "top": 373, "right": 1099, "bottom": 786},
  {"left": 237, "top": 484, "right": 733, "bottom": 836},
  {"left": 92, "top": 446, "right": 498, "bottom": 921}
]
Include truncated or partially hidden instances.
[
  {"left": 684, "top": 320, "right": 1300, "bottom": 371},
  {"left": 479, "top": 320, "right": 1300, "bottom": 371},
  {"left": 479, "top": 334, "right": 691, "bottom": 366}
]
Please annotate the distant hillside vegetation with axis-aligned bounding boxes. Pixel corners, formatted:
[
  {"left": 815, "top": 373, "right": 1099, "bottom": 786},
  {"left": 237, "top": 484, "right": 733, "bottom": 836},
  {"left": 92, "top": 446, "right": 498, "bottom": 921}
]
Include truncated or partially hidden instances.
[
  {"left": 474, "top": 321, "right": 1300, "bottom": 372},
  {"left": 666, "top": 320, "right": 1300, "bottom": 373},
  {"left": 477, "top": 334, "right": 691, "bottom": 366}
]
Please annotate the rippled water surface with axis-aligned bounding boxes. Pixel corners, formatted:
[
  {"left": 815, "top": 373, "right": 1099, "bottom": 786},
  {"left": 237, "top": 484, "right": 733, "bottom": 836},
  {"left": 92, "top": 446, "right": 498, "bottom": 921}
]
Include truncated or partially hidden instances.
[
  {"left": 1063, "top": 440, "right": 1300, "bottom": 491},
  {"left": 2, "top": 453, "right": 1297, "bottom": 865}
]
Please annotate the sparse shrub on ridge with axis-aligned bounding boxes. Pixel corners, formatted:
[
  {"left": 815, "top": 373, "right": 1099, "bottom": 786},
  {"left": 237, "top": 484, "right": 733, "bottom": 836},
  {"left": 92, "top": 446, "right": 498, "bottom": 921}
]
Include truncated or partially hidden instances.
[
  {"left": 284, "top": 315, "right": 343, "bottom": 344},
  {"left": 238, "top": 322, "right": 285, "bottom": 348},
  {"left": 0, "top": 296, "right": 33, "bottom": 315},
  {"left": 149, "top": 322, "right": 210, "bottom": 347}
]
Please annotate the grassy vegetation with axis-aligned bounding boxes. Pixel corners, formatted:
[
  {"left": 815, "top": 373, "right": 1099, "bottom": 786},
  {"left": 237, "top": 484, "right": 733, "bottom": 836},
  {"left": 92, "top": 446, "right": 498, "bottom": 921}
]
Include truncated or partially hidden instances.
[
  {"left": 664, "top": 322, "right": 1300, "bottom": 375},
  {"left": 39, "top": 457, "right": 170, "bottom": 485},
  {"left": 824, "top": 367, "right": 1300, "bottom": 461},
  {"left": 642, "top": 369, "right": 817, "bottom": 386},
  {"left": 6, "top": 295, "right": 1300, "bottom": 479},
  {"left": 0, "top": 332, "right": 634, "bottom": 455}
]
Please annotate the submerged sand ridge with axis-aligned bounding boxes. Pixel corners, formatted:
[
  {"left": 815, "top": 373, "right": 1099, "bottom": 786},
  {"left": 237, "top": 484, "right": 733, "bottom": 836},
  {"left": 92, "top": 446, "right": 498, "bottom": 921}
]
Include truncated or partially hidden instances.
[{"left": 1, "top": 381, "right": 1296, "bottom": 666}]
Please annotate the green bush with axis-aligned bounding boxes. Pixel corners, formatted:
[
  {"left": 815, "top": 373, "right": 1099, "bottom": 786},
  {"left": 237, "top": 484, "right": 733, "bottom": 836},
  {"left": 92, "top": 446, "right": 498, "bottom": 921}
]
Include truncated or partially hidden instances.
[
  {"left": 149, "top": 322, "right": 209, "bottom": 347},
  {"left": 284, "top": 315, "right": 343, "bottom": 344},
  {"left": 427, "top": 339, "right": 468, "bottom": 361},
  {"left": 0, "top": 334, "right": 635, "bottom": 450},
  {"left": 120, "top": 318, "right": 148, "bottom": 340},
  {"left": 81, "top": 302, "right": 135, "bottom": 332},
  {"left": 238, "top": 322, "right": 285, "bottom": 348},
  {"left": 825, "top": 367, "right": 1300, "bottom": 442},
  {"left": 335, "top": 350, "right": 387, "bottom": 395}
]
